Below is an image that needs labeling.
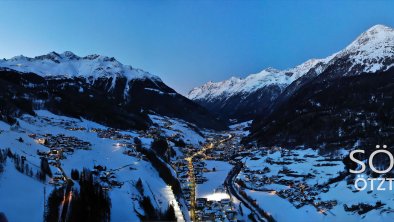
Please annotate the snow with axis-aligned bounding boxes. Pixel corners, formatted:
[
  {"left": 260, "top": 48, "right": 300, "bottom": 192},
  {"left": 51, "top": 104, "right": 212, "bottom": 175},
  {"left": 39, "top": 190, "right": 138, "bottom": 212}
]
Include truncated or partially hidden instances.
[
  {"left": 0, "top": 110, "right": 184, "bottom": 222},
  {"left": 196, "top": 160, "right": 232, "bottom": 199},
  {"left": 149, "top": 114, "right": 205, "bottom": 147},
  {"left": 161, "top": 185, "right": 185, "bottom": 221},
  {"left": 340, "top": 24, "right": 394, "bottom": 74},
  {"left": 0, "top": 51, "right": 162, "bottom": 92},
  {"left": 229, "top": 121, "right": 252, "bottom": 137},
  {"left": 188, "top": 24, "right": 394, "bottom": 102},
  {"left": 319, "top": 180, "right": 394, "bottom": 221},
  {"left": 237, "top": 148, "right": 394, "bottom": 222},
  {"left": 187, "top": 55, "right": 333, "bottom": 101},
  {"left": 245, "top": 189, "right": 326, "bottom": 222},
  {"left": 246, "top": 181, "right": 394, "bottom": 222},
  {"left": 187, "top": 68, "right": 289, "bottom": 101},
  {"left": 0, "top": 159, "right": 52, "bottom": 222},
  {"left": 241, "top": 148, "right": 345, "bottom": 185}
]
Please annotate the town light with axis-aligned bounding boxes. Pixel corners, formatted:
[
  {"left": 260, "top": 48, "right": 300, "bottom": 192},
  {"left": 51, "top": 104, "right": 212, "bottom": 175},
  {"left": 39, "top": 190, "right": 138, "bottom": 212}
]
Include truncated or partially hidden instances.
[{"left": 205, "top": 192, "right": 230, "bottom": 201}]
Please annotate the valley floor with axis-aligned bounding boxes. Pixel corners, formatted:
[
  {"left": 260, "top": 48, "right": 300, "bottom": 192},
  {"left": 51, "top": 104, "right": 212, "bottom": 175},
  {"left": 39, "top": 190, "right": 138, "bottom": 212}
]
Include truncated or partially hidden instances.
[{"left": 1, "top": 113, "right": 394, "bottom": 222}]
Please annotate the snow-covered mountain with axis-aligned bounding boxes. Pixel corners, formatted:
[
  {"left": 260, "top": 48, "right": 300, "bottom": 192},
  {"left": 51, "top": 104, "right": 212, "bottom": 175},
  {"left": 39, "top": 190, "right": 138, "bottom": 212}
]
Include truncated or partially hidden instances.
[
  {"left": 188, "top": 24, "right": 394, "bottom": 122},
  {"left": 338, "top": 24, "right": 394, "bottom": 74},
  {"left": 0, "top": 51, "right": 161, "bottom": 93},
  {"left": 188, "top": 59, "right": 328, "bottom": 102},
  {"left": 0, "top": 52, "right": 227, "bottom": 130},
  {"left": 0, "top": 52, "right": 225, "bottom": 222},
  {"left": 248, "top": 24, "right": 394, "bottom": 148},
  {"left": 187, "top": 58, "right": 332, "bottom": 122},
  {"left": 0, "top": 51, "right": 160, "bottom": 80}
]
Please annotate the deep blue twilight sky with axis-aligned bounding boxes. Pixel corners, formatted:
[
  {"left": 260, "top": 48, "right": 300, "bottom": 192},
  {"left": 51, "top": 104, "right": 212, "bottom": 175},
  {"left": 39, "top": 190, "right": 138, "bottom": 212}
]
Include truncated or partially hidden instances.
[{"left": 0, "top": 0, "right": 394, "bottom": 94}]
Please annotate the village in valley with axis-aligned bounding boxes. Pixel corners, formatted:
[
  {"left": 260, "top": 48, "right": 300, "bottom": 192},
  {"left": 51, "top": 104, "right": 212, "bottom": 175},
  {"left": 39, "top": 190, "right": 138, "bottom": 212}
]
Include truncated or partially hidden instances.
[{"left": 1, "top": 111, "right": 394, "bottom": 222}]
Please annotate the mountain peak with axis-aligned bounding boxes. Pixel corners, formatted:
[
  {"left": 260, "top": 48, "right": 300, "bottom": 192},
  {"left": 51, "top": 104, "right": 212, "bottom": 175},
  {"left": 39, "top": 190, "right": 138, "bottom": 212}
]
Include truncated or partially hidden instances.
[
  {"left": 188, "top": 24, "right": 394, "bottom": 103},
  {"left": 10, "top": 55, "right": 29, "bottom": 61},
  {"left": 34, "top": 51, "right": 62, "bottom": 62},
  {"left": 337, "top": 24, "right": 394, "bottom": 73},
  {"left": 262, "top": 67, "right": 281, "bottom": 73},
  {"left": 60, "top": 51, "right": 79, "bottom": 59},
  {"left": 0, "top": 51, "right": 161, "bottom": 82},
  {"left": 346, "top": 24, "right": 394, "bottom": 51},
  {"left": 367, "top": 24, "right": 393, "bottom": 33}
]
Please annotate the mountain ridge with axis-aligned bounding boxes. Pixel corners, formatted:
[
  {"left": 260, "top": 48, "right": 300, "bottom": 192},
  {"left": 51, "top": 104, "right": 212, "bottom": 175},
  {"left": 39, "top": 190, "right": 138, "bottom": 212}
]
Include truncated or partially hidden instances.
[
  {"left": 0, "top": 52, "right": 227, "bottom": 130},
  {"left": 187, "top": 24, "right": 394, "bottom": 122},
  {"left": 1, "top": 51, "right": 160, "bottom": 80},
  {"left": 247, "top": 24, "right": 394, "bottom": 148}
]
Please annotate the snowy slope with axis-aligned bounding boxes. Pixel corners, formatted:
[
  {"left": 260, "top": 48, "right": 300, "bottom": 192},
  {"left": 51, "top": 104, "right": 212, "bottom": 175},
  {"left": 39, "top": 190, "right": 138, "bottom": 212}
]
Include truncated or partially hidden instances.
[
  {"left": 249, "top": 25, "right": 394, "bottom": 147},
  {"left": 188, "top": 56, "right": 331, "bottom": 102},
  {"left": 188, "top": 24, "right": 394, "bottom": 102},
  {"left": 238, "top": 148, "right": 394, "bottom": 222},
  {"left": 188, "top": 60, "right": 321, "bottom": 101},
  {"left": 0, "top": 159, "right": 51, "bottom": 222},
  {"left": 186, "top": 57, "right": 333, "bottom": 122},
  {"left": 0, "top": 51, "right": 162, "bottom": 87},
  {"left": 339, "top": 24, "right": 394, "bottom": 73},
  {"left": 0, "top": 52, "right": 227, "bottom": 131},
  {"left": 0, "top": 111, "right": 187, "bottom": 222},
  {"left": 149, "top": 114, "right": 205, "bottom": 147}
]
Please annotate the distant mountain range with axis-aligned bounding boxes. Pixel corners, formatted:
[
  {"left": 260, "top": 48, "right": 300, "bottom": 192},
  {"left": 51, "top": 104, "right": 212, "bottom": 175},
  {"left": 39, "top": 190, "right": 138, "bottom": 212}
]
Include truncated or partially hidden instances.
[
  {"left": 188, "top": 58, "right": 330, "bottom": 122},
  {"left": 189, "top": 24, "right": 394, "bottom": 148},
  {"left": 0, "top": 52, "right": 227, "bottom": 130},
  {"left": 1, "top": 24, "right": 393, "bottom": 148}
]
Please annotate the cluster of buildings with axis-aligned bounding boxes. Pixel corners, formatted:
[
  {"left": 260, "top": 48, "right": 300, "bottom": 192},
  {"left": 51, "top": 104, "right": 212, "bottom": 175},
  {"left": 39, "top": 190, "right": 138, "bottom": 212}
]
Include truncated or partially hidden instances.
[
  {"left": 31, "top": 133, "right": 91, "bottom": 161},
  {"left": 277, "top": 183, "right": 319, "bottom": 208},
  {"left": 204, "top": 136, "right": 241, "bottom": 161},
  {"left": 91, "top": 128, "right": 133, "bottom": 140},
  {"left": 30, "top": 124, "right": 142, "bottom": 190},
  {"left": 204, "top": 134, "right": 266, "bottom": 164},
  {"left": 30, "top": 133, "right": 92, "bottom": 185},
  {"left": 277, "top": 182, "right": 337, "bottom": 211},
  {"left": 196, "top": 196, "right": 238, "bottom": 222},
  {"left": 173, "top": 161, "right": 240, "bottom": 221},
  {"left": 66, "top": 126, "right": 86, "bottom": 131},
  {"left": 49, "top": 171, "right": 67, "bottom": 186},
  {"left": 176, "top": 160, "right": 192, "bottom": 206},
  {"left": 192, "top": 161, "right": 208, "bottom": 184},
  {"left": 93, "top": 165, "right": 124, "bottom": 190},
  {"left": 111, "top": 141, "right": 148, "bottom": 161},
  {"left": 238, "top": 168, "right": 275, "bottom": 190},
  {"left": 178, "top": 145, "right": 199, "bottom": 157},
  {"left": 172, "top": 132, "right": 245, "bottom": 221},
  {"left": 236, "top": 148, "right": 340, "bottom": 215}
]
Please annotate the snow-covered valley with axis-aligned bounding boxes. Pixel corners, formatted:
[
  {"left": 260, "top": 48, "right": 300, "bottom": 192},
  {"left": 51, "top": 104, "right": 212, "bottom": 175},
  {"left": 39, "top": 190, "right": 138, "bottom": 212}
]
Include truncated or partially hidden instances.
[
  {"left": 0, "top": 111, "right": 194, "bottom": 222},
  {"left": 1, "top": 110, "right": 394, "bottom": 222}
]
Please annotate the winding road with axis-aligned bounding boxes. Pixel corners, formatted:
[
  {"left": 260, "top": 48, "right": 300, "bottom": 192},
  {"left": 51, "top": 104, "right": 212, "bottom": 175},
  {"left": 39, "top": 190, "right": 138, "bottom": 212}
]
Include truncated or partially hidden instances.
[{"left": 224, "top": 163, "right": 269, "bottom": 222}]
